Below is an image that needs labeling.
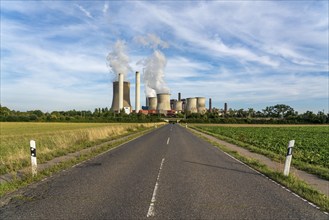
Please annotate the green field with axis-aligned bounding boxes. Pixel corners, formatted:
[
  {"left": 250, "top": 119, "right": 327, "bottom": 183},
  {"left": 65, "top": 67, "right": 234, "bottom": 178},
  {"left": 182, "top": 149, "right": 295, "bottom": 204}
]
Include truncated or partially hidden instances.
[
  {"left": 0, "top": 122, "right": 158, "bottom": 175},
  {"left": 193, "top": 125, "right": 329, "bottom": 179}
]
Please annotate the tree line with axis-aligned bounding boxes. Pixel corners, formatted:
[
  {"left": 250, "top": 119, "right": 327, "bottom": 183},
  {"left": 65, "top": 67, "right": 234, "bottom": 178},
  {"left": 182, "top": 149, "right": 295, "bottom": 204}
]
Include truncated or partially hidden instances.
[
  {"left": 0, "top": 104, "right": 328, "bottom": 124},
  {"left": 0, "top": 106, "right": 162, "bottom": 123},
  {"left": 182, "top": 104, "right": 328, "bottom": 124}
]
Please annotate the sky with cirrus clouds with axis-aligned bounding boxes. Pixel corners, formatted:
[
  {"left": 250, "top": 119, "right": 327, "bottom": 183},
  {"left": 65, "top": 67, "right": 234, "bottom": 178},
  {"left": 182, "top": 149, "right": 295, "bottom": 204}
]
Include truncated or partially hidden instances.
[{"left": 0, "top": 1, "right": 328, "bottom": 113}]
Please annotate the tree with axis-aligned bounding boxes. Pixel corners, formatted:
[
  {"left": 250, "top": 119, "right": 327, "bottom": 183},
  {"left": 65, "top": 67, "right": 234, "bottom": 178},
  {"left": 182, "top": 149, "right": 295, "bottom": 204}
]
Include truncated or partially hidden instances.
[
  {"left": 236, "top": 108, "right": 247, "bottom": 118},
  {"left": 263, "top": 104, "right": 295, "bottom": 118},
  {"left": 30, "top": 110, "right": 44, "bottom": 117},
  {"left": 0, "top": 105, "right": 11, "bottom": 116},
  {"left": 247, "top": 108, "right": 255, "bottom": 118},
  {"left": 262, "top": 106, "right": 274, "bottom": 117},
  {"left": 272, "top": 104, "right": 295, "bottom": 118}
]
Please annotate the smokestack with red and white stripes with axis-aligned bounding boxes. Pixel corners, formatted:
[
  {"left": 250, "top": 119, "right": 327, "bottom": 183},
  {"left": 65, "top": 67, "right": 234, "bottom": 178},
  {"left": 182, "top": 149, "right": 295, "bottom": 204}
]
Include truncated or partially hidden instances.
[
  {"left": 118, "top": 73, "right": 124, "bottom": 112},
  {"left": 135, "top": 71, "right": 140, "bottom": 113}
]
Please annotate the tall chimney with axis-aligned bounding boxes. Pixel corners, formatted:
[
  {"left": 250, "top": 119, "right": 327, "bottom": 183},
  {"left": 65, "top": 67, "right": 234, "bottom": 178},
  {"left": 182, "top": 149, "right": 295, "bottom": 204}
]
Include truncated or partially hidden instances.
[
  {"left": 178, "top": 92, "right": 181, "bottom": 101},
  {"left": 118, "top": 73, "right": 124, "bottom": 112},
  {"left": 146, "top": 97, "right": 149, "bottom": 107},
  {"left": 135, "top": 71, "right": 140, "bottom": 113},
  {"left": 209, "top": 98, "right": 212, "bottom": 112},
  {"left": 224, "top": 102, "right": 228, "bottom": 114}
]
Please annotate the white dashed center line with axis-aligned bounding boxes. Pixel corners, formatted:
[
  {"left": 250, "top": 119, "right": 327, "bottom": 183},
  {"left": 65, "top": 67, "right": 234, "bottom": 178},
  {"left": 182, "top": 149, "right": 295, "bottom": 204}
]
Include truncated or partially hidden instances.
[{"left": 147, "top": 158, "right": 165, "bottom": 217}]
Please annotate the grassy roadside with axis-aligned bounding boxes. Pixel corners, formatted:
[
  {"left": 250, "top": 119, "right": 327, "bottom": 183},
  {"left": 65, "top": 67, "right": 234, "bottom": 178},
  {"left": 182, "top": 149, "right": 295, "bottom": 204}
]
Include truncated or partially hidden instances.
[
  {"left": 189, "top": 129, "right": 329, "bottom": 212},
  {"left": 0, "top": 122, "right": 163, "bottom": 175},
  {"left": 191, "top": 125, "right": 329, "bottom": 180},
  {"left": 0, "top": 126, "right": 157, "bottom": 198}
]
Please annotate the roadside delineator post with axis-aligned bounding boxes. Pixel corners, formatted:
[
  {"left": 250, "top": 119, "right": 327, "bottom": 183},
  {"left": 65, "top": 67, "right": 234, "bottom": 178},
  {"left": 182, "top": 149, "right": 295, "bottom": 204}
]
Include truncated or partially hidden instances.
[
  {"left": 185, "top": 123, "right": 187, "bottom": 128},
  {"left": 30, "top": 140, "right": 37, "bottom": 176},
  {"left": 283, "top": 140, "right": 295, "bottom": 176}
]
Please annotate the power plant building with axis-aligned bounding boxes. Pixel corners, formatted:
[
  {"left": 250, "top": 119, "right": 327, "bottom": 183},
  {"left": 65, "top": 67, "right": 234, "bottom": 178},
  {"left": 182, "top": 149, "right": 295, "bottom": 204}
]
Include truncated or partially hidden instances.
[
  {"left": 110, "top": 81, "right": 132, "bottom": 113},
  {"left": 109, "top": 72, "right": 212, "bottom": 116},
  {"left": 185, "top": 97, "right": 197, "bottom": 113},
  {"left": 157, "top": 93, "right": 171, "bottom": 114},
  {"left": 196, "top": 97, "right": 206, "bottom": 114},
  {"left": 148, "top": 97, "right": 157, "bottom": 110},
  {"left": 174, "top": 100, "right": 183, "bottom": 112}
]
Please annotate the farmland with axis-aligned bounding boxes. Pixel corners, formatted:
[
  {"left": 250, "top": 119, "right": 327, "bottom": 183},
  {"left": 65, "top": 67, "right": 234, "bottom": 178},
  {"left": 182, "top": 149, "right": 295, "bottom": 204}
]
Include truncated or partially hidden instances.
[
  {"left": 193, "top": 125, "right": 329, "bottom": 179},
  {"left": 0, "top": 122, "right": 159, "bottom": 175}
]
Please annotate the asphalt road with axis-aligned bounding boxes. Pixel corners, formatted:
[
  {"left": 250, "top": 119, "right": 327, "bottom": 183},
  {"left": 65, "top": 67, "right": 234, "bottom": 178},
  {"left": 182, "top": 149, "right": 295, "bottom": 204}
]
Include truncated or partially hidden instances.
[{"left": 0, "top": 124, "right": 327, "bottom": 219}]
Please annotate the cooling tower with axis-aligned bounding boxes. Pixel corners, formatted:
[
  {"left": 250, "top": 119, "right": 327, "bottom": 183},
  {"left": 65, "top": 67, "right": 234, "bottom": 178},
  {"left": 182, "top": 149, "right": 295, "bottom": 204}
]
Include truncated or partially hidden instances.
[
  {"left": 135, "top": 71, "right": 140, "bottom": 113},
  {"left": 110, "top": 81, "right": 132, "bottom": 112},
  {"left": 174, "top": 100, "right": 183, "bottom": 112},
  {"left": 196, "top": 97, "right": 206, "bottom": 114},
  {"left": 157, "top": 93, "right": 171, "bottom": 113},
  {"left": 185, "top": 97, "right": 197, "bottom": 113},
  {"left": 148, "top": 97, "right": 157, "bottom": 110}
]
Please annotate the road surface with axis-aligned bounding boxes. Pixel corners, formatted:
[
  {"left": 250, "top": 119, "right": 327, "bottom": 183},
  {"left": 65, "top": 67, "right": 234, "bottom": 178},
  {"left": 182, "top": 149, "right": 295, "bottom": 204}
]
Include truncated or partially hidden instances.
[{"left": 0, "top": 124, "right": 327, "bottom": 219}]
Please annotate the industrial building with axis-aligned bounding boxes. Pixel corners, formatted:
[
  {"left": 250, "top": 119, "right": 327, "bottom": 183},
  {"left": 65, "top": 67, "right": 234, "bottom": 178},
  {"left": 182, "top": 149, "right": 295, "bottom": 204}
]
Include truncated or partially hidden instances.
[{"left": 110, "top": 71, "right": 212, "bottom": 115}]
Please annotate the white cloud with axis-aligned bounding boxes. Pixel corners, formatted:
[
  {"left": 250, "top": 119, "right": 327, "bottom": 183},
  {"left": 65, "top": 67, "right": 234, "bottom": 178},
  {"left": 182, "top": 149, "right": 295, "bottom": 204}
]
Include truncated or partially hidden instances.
[
  {"left": 103, "top": 2, "right": 109, "bottom": 15},
  {"left": 134, "top": 33, "right": 169, "bottom": 49},
  {"left": 75, "top": 4, "right": 94, "bottom": 19},
  {"left": 1, "top": 1, "right": 328, "bottom": 113}
]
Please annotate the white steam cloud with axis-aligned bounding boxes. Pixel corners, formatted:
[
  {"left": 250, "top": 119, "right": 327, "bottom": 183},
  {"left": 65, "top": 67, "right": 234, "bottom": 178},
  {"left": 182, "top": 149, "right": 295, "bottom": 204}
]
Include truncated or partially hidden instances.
[
  {"left": 135, "top": 33, "right": 169, "bottom": 50},
  {"left": 106, "top": 40, "right": 132, "bottom": 81},
  {"left": 136, "top": 34, "right": 170, "bottom": 97},
  {"left": 139, "top": 50, "right": 169, "bottom": 97}
]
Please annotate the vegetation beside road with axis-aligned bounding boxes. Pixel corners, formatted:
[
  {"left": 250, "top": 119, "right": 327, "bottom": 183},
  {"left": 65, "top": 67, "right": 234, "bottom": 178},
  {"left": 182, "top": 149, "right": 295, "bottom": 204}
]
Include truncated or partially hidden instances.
[
  {"left": 181, "top": 104, "right": 328, "bottom": 124},
  {"left": 192, "top": 125, "right": 329, "bottom": 180},
  {"left": 0, "top": 122, "right": 162, "bottom": 176},
  {"left": 0, "top": 106, "right": 163, "bottom": 123}
]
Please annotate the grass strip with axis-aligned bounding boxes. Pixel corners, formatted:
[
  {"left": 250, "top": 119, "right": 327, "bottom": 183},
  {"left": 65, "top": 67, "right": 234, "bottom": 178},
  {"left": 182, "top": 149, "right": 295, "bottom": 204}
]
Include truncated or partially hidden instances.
[
  {"left": 190, "top": 129, "right": 329, "bottom": 212},
  {"left": 0, "top": 123, "right": 161, "bottom": 175}
]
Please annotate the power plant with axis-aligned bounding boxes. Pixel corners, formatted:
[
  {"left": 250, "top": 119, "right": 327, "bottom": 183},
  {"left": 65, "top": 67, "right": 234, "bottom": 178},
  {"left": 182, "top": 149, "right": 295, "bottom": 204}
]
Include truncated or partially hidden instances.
[
  {"left": 173, "top": 100, "right": 183, "bottom": 112},
  {"left": 196, "top": 97, "right": 206, "bottom": 114},
  {"left": 110, "top": 77, "right": 132, "bottom": 113},
  {"left": 107, "top": 38, "right": 218, "bottom": 116},
  {"left": 185, "top": 97, "right": 197, "bottom": 113},
  {"left": 148, "top": 97, "right": 157, "bottom": 110},
  {"left": 110, "top": 71, "right": 215, "bottom": 115},
  {"left": 156, "top": 93, "right": 171, "bottom": 114}
]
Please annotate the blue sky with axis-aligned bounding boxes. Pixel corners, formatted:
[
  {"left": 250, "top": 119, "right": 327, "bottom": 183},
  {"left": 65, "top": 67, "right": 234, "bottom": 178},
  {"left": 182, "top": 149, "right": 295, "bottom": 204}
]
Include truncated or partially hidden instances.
[{"left": 1, "top": 1, "right": 328, "bottom": 113}]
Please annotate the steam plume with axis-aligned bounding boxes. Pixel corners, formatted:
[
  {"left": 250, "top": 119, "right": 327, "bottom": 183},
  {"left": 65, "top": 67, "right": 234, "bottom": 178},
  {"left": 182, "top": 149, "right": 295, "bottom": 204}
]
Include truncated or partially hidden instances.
[
  {"left": 106, "top": 40, "right": 132, "bottom": 81},
  {"left": 135, "top": 33, "right": 169, "bottom": 50},
  {"left": 136, "top": 34, "right": 170, "bottom": 97}
]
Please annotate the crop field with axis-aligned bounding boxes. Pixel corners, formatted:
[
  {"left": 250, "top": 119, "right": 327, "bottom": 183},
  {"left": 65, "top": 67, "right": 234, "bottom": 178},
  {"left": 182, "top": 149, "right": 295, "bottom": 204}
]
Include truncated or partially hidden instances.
[
  {"left": 0, "top": 122, "right": 158, "bottom": 175},
  {"left": 193, "top": 125, "right": 329, "bottom": 179}
]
